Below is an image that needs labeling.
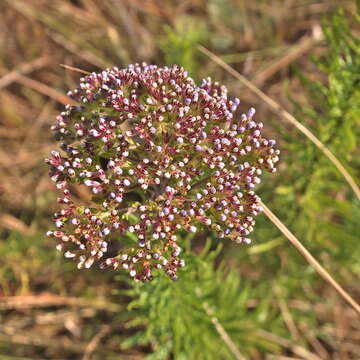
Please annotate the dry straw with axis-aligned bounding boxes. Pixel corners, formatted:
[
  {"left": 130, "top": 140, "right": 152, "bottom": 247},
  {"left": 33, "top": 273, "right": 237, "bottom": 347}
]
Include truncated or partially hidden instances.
[{"left": 260, "top": 201, "right": 360, "bottom": 314}]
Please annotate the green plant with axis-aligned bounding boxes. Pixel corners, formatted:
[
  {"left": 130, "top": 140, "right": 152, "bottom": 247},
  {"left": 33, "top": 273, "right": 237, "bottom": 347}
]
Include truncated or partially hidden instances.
[
  {"left": 160, "top": 16, "right": 208, "bottom": 77},
  {"left": 121, "top": 242, "right": 278, "bottom": 359}
]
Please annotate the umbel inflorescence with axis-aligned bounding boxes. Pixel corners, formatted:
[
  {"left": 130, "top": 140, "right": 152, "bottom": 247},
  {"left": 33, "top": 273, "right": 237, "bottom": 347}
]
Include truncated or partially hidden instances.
[{"left": 46, "top": 63, "right": 279, "bottom": 282}]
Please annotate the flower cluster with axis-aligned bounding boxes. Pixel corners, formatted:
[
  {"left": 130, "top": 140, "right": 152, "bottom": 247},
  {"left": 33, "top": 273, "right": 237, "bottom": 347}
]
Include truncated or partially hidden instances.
[{"left": 46, "top": 63, "right": 279, "bottom": 282}]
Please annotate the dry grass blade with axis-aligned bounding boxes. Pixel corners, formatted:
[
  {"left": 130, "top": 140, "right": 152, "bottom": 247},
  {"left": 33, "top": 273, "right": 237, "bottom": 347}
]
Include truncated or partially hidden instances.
[
  {"left": 256, "top": 329, "right": 322, "bottom": 360},
  {"left": 198, "top": 45, "right": 360, "bottom": 201},
  {"left": 0, "top": 294, "right": 121, "bottom": 312},
  {"left": 274, "top": 285, "right": 300, "bottom": 340},
  {"left": 82, "top": 324, "right": 111, "bottom": 360},
  {"left": 259, "top": 200, "right": 360, "bottom": 315},
  {"left": 0, "top": 213, "right": 34, "bottom": 235},
  {"left": 195, "top": 287, "right": 245, "bottom": 359},
  {"left": 0, "top": 56, "right": 53, "bottom": 89},
  {"left": 14, "top": 74, "right": 76, "bottom": 106},
  {"left": 266, "top": 356, "right": 303, "bottom": 360},
  {"left": 49, "top": 31, "right": 111, "bottom": 69},
  {"left": 252, "top": 31, "right": 322, "bottom": 86},
  {"left": 200, "top": 299, "right": 246, "bottom": 360},
  {"left": 60, "top": 64, "right": 91, "bottom": 75}
]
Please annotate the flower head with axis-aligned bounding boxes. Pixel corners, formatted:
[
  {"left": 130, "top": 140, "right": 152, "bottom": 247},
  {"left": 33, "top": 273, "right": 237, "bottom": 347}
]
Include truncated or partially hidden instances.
[{"left": 46, "top": 63, "right": 279, "bottom": 282}]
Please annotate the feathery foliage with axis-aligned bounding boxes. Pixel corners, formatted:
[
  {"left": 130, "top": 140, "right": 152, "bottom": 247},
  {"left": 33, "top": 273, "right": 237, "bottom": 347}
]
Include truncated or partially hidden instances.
[{"left": 120, "top": 241, "right": 278, "bottom": 359}]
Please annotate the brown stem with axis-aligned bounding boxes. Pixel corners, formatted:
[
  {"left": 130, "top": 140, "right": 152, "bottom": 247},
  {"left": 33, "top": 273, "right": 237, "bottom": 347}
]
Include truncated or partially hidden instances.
[{"left": 260, "top": 200, "right": 360, "bottom": 315}]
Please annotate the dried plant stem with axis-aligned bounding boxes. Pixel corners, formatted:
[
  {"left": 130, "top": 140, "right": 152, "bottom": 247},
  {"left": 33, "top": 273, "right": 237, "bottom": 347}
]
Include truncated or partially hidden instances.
[
  {"left": 49, "top": 31, "right": 112, "bottom": 69},
  {"left": 14, "top": 74, "right": 76, "bottom": 106},
  {"left": 0, "top": 294, "right": 121, "bottom": 311},
  {"left": 82, "top": 324, "right": 111, "bottom": 360},
  {"left": 0, "top": 55, "right": 53, "bottom": 89},
  {"left": 253, "top": 34, "right": 320, "bottom": 86},
  {"left": 260, "top": 200, "right": 360, "bottom": 315},
  {"left": 60, "top": 64, "right": 91, "bottom": 75},
  {"left": 274, "top": 285, "right": 300, "bottom": 340},
  {"left": 198, "top": 45, "right": 360, "bottom": 201},
  {"left": 0, "top": 213, "right": 34, "bottom": 235},
  {"left": 202, "top": 300, "right": 246, "bottom": 360},
  {"left": 256, "top": 329, "right": 322, "bottom": 360},
  {"left": 195, "top": 287, "right": 245, "bottom": 360}
]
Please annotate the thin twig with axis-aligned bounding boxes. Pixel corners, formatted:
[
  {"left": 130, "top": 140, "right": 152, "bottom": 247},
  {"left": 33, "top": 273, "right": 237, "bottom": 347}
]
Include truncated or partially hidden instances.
[
  {"left": 82, "top": 325, "right": 111, "bottom": 360},
  {"left": 266, "top": 356, "right": 303, "bottom": 360},
  {"left": 274, "top": 285, "right": 300, "bottom": 340},
  {"left": 298, "top": 324, "right": 330, "bottom": 359},
  {"left": 0, "top": 56, "right": 53, "bottom": 89},
  {"left": 253, "top": 33, "right": 321, "bottom": 86},
  {"left": 195, "top": 287, "right": 246, "bottom": 360},
  {"left": 60, "top": 64, "right": 91, "bottom": 75},
  {"left": 203, "top": 302, "right": 246, "bottom": 360},
  {"left": 256, "top": 329, "right": 322, "bottom": 360},
  {"left": 14, "top": 74, "right": 76, "bottom": 106},
  {"left": 49, "top": 31, "right": 111, "bottom": 69},
  {"left": 0, "top": 294, "right": 121, "bottom": 312},
  {"left": 198, "top": 45, "right": 360, "bottom": 201},
  {"left": 260, "top": 200, "right": 360, "bottom": 315},
  {"left": 0, "top": 213, "right": 34, "bottom": 235}
]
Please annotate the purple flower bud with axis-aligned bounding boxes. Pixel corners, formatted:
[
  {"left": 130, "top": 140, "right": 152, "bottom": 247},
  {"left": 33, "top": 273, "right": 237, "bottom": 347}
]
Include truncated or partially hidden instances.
[{"left": 46, "top": 63, "right": 279, "bottom": 282}]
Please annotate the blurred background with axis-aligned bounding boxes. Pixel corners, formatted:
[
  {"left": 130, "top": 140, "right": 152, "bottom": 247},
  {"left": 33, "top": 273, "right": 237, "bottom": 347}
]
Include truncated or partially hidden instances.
[{"left": 0, "top": 0, "right": 359, "bottom": 359}]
